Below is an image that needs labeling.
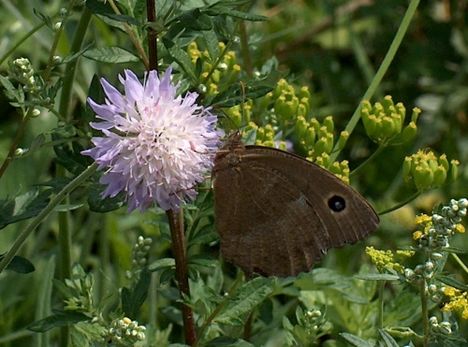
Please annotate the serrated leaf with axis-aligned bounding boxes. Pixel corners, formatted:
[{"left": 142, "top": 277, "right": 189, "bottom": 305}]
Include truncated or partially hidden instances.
[
  {"left": 437, "top": 275, "right": 468, "bottom": 291},
  {"left": 164, "top": 40, "right": 197, "bottom": 83},
  {"left": 87, "top": 183, "right": 125, "bottom": 213},
  {"left": 340, "top": 333, "right": 374, "bottom": 347},
  {"left": 148, "top": 258, "right": 176, "bottom": 272},
  {"left": 354, "top": 273, "right": 400, "bottom": 281},
  {"left": 215, "top": 277, "right": 273, "bottom": 325},
  {"left": 0, "top": 255, "right": 35, "bottom": 273},
  {"left": 83, "top": 47, "right": 140, "bottom": 63},
  {"left": 27, "top": 311, "right": 90, "bottom": 332},
  {"left": 122, "top": 269, "right": 151, "bottom": 318},
  {"left": 379, "top": 329, "right": 399, "bottom": 347},
  {"left": 0, "top": 190, "right": 51, "bottom": 230}
]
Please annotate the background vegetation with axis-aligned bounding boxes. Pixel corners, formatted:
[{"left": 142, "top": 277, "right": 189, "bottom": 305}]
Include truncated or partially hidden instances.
[{"left": 0, "top": 0, "right": 467, "bottom": 346}]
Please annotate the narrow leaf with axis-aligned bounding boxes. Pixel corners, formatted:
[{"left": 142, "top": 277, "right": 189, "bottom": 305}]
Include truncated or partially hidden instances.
[
  {"left": 83, "top": 47, "right": 140, "bottom": 64},
  {"left": 354, "top": 273, "right": 400, "bottom": 281},
  {"left": 340, "top": 333, "right": 374, "bottom": 347},
  {"left": 28, "top": 311, "right": 89, "bottom": 332},
  {"left": 379, "top": 329, "right": 399, "bottom": 347}
]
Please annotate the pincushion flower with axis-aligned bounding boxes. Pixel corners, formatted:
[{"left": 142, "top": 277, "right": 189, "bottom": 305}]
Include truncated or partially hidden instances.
[{"left": 82, "top": 68, "right": 223, "bottom": 211}]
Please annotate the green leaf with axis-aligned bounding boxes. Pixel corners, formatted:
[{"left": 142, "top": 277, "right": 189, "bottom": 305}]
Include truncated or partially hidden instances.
[
  {"left": 0, "top": 190, "right": 51, "bottom": 230},
  {"left": 27, "top": 311, "right": 90, "bottom": 332},
  {"left": 354, "top": 273, "right": 400, "bottom": 281},
  {"left": 206, "top": 8, "right": 266, "bottom": 22},
  {"left": 87, "top": 183, "right": 125, "bottom": 213},
  {"left": 215, "top": 277, "right": 273, "bottom": 325},
  {"left": 83, "top": 47, "right": 140, "bottom": 64},
  {"left": 340, "top": 333, "right": 374, "bottom": 347},
  {"left": 202, "top": 30, "right": 220, "bottom": 61},
  {"left": 163, "top": 40, "right": 197, "bottom": 83},
  {"left": 204, "top": 337, "right": 254, "bottom": 347},
  {"left": 444, "top": 246, "right": 468, "bottom": 254},
  {"left": 122, "top": 269, "right": 151, "bottom": 318},
  {"left": 437, "top": 275, "right": 468, "bottom": 291},
  {"left": 0, "top": 255, "right": 35, "bottom": 273},
  {"left": 148, "top": 258, "right": 176, "bottom": 272},
  {"left": 379, "top": 329, "right": 399, "bottom": 347}
]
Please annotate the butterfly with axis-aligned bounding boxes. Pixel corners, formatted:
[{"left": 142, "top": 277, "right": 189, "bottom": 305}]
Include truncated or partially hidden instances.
[{"left": 212, "top": 133, "right": 379, "bottom": 277}]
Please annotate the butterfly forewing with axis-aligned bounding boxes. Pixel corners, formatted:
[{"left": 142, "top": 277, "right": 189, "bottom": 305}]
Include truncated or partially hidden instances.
[{"left": 213, "top": 141, "right": 379, "bottom": 277}]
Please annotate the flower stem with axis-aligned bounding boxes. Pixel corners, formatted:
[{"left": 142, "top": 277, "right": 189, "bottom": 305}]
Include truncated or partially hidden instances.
[
  {"left": 58, "top": 7, "right": 92, "bottom": 118},
  {"left": 420, "top": 279, "right": 429, "bottom": 347},
  {"left": 329, "top": 0, "right": 420, "bottom": 162},
  {"left": 0, "top": 21, "right": 46, "bottom": 66},
  {"left": 378, "top": 281, "right": 385, "bottom": 329},
  {"left": 239, "top": 20, "right": 252, "bottom": 77},
  {"left": 350, "top": 144, "right": 385, "bottom": 178},
  {"left": 108, "top": 0, "right": 149, "bottom": 68},
  {"left": 166, "top": 209, "right": 197, "bottom": 346},
  {"left": 451, "top": 253, "right": 468, "bottom": 276},
  {"left": 0, "top": 164, "right": 97, "bottom": 274},
  {"left": 146, "top": 0, "right": 158, "bottom": 71},
  {"left": 378, "top": 191, "right": 420, "bottom": 215}
]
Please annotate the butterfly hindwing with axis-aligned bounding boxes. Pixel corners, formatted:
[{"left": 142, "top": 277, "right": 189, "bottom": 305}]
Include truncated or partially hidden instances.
[{"left": 213, "top": 142, "right": 379, "bottom": 277}]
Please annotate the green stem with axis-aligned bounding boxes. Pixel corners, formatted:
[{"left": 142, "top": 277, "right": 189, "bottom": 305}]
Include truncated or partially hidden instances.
[
  {"left": 239, "top": 20, "right": 253, "bottom": 77},
  {"left": 350, "top": 144, "right": 385, "bottom": 177},
  {"left": 451, "top": 253, "right": 468, "bottom": 276},
  {"left": 0, "top": 22, "right": 46, "bottom": 66},
  {"left": 0, "top": 164, "right": 97, "bottom": 274},
  {"left": 167, "top": 209, "right": 197, "bottom": 346},
  {"left": 58, "top": 7, "right": 92, "bottom": 119},
  {"left": 378, "top": 281, "right": 385, "bottom": 329},
  {"left": 329, "top": 0, "right": 420, "bottom": 162},
  {"left": 378, "top": 191, "right": 420, "bottom": 215},
  {"left": 420, "top": 279, "right": 429, "bottom": 347}
]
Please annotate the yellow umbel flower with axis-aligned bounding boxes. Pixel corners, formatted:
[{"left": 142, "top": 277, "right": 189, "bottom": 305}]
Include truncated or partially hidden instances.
[
  {"left": 366, "top": 246, "right": 414, "bottom": 273},
  {"left": 442, "top": 287, "right": 468, "bottom": 319}
]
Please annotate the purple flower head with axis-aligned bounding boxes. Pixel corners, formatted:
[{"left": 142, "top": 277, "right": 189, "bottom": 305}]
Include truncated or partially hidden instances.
[{"left": 82, "top": 68, "right": 223, "bottom": 211}]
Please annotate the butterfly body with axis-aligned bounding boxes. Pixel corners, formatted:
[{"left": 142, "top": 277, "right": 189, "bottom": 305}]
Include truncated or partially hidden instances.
[{"left": 213, "top": 136, "right": 379, "bottom": 277}]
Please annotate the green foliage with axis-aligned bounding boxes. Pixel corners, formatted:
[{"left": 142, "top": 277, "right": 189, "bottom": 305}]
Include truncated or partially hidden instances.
[{"left": 0, "top": 0, "right": 467, "bottom": 347}]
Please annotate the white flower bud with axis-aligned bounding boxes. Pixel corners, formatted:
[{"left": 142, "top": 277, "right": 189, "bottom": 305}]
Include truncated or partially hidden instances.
[{"left": 53, "top": 21, "right": 62, "bottom": 31}]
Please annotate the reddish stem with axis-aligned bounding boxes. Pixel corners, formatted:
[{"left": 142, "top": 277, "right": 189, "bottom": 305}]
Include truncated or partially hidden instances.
[{"left": 167, "top": 209, "right": 197, "bottom": 346}]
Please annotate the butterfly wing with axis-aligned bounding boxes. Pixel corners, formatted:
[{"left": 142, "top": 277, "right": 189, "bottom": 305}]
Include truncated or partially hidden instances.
[{"left": 213, "top": 145, "right": 379, "bottom": 277}]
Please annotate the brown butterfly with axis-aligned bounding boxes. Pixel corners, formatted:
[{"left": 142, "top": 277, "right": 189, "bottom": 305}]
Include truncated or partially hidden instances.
[{"left": 212, "top": 133, "right": 379, "bottom": 277}]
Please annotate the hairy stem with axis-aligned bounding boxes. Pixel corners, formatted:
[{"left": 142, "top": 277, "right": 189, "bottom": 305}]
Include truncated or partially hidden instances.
[
  {"left": 329, "top": 0, "right": 421, "bottom": 162},
  {"left": 420, "top": 279, "right": 429, "bottom": 347},
  {"left": 167, "top": 209, "right": 197, "bottom": 346},
  {"left": 108, "top": 0, "right": 149, "bottom": 68}
]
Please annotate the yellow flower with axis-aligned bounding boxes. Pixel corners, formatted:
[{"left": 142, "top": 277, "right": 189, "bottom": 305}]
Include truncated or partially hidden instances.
[
  {"left": 413, "top": 231, "right": 423, "bottom": 240},
  {"left": 455, "top": 224, "right": 465, "bottom": 234},
  {"left": 442, "top": 287, "right": 468, "bottom": 320},
  {"left": 366, "top": 246, "right": 411, "bottom": 273}
]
